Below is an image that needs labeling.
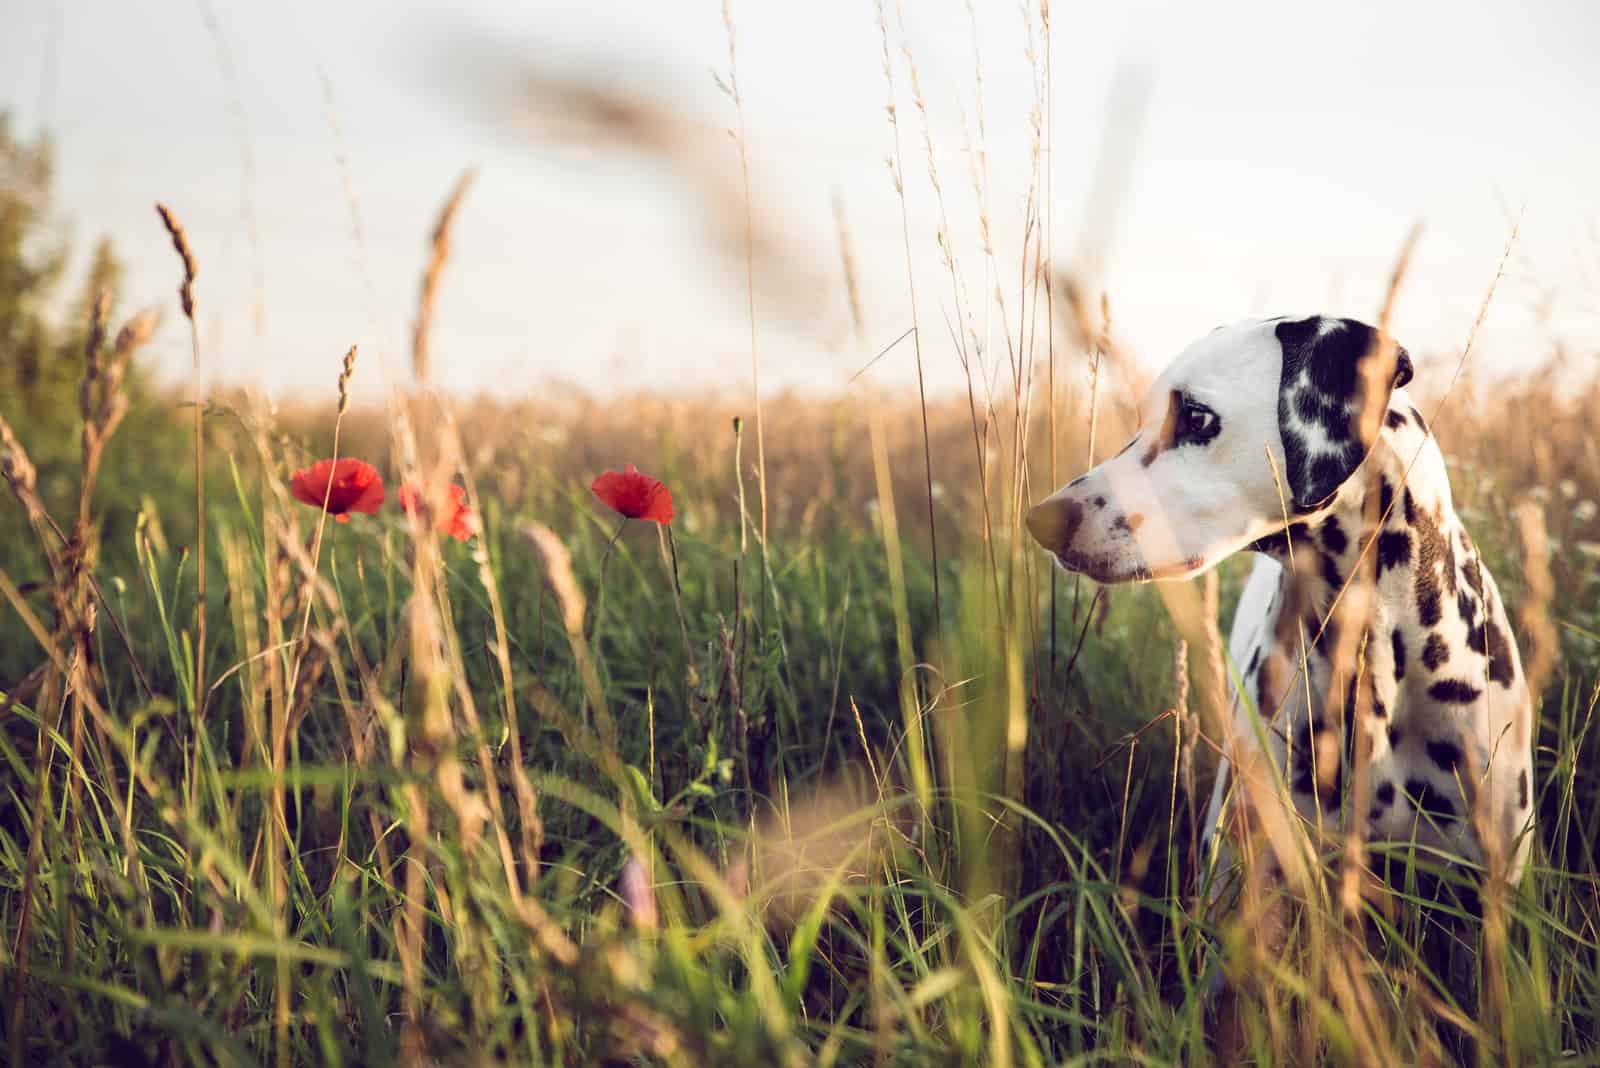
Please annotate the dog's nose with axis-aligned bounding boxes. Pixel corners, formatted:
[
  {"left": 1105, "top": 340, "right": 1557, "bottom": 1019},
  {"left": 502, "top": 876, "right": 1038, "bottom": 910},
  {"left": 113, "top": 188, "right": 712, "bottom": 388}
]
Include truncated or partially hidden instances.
[{"left": 1025, "top": 496, "right": 1084, "bottom": 555}]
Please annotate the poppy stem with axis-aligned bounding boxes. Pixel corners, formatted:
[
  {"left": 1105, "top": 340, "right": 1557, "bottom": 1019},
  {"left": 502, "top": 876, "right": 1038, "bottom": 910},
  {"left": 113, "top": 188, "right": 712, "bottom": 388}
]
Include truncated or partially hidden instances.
[
  {"left": 659, "top": 524, "right": 697, "bottom": 711},
  {"left": 587, "top": 518, "right": 628, "bottom": 644}
]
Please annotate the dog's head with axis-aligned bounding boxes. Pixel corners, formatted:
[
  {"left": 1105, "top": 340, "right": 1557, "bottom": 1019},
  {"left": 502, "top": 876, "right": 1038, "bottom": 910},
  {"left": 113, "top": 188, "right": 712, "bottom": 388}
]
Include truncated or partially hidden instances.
[{"left": 1026, "top": 315, "right": 1412, "bottom": 583}]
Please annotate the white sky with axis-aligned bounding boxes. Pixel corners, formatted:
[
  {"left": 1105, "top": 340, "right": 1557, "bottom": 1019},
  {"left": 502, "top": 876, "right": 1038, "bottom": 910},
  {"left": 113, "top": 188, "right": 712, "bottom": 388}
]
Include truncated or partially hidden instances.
[{"left": 2, "top": 0, "right": 1597, "bottom": 404}]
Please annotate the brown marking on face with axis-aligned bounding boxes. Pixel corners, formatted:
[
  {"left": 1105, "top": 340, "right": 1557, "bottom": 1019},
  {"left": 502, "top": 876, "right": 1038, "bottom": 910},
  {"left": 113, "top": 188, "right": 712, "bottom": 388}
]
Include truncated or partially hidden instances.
[{"left": 1140, "top": 390, "right": 1181, "bottom": 468}]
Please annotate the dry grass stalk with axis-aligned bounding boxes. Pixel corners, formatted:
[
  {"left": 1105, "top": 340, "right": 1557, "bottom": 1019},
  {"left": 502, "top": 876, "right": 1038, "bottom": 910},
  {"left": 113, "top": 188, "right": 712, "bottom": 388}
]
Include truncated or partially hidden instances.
[
  {"left": 412, "top": 167, "right": 477, "bottom": 386},
  {"left": 0, "top": 413, "right": 48, "bottom": 538},
  {"left": 1050, "top": 270, "right": 1149, "bottom": 414},
  {"left": 4, "top": 293, "right": 158, "bottom": 1060},
  {"left": 0, "top": 412, "right": 56, "bottom": 1061},
  {"left": 1515, "top": 501, "right": 1557, "bottom": 699},
  {"left": 78, "top": 290, "right": 109, "bottom": 428},
  {"left": 875, "top": 0, "right": 943, "bottom": 643},
  {"left": 155, "top": 201, "right": 208, "bottom": 765},
  {"left": 411, "top": 420, "right": 539, "bottom": 925},
  {"left": 287, "top": 346, "right": 361, "bottom": 777},
  {"left": 521, "top": 519, "right": 613, "bottom": 750},
  {"left": 1170, "top": 637, "right": 1193, "bottom": 859},
  {"left": 155, "top": 203, "right": 198, "bottom": 318},
  {"left": 462, "top": 467, "right": 544, "bottom": 882},
  {"left": 336, "top": 343, "right": 358, "bottom": 415},
  {"left": 1, "top": 553, "right": 153, "bottom": 1064},
  {"left": 833, "top": 199, "right": 925, "bottom": 809},
  {"left": 720, "top": 0, "right": 771, "bottom": 595}
]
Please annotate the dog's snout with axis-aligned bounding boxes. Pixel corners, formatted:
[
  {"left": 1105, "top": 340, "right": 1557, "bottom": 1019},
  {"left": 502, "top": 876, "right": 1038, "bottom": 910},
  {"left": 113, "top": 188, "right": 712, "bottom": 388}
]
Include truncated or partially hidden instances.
[{"left": 1026, "top": 496, "right": 1084, "bottom": 555}]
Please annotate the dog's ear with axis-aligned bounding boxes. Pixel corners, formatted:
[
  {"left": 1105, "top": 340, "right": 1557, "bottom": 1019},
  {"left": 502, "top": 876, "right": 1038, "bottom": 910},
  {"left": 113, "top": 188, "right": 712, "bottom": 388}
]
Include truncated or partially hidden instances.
[{"left": 1275, "top": 316, "right": 1412, "bottom": 512}]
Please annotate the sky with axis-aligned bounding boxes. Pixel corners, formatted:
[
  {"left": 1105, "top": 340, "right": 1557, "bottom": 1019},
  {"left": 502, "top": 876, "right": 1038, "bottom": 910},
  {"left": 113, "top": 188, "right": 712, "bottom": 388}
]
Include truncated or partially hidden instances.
[{"left": 1, "top": 0, "right": 1597, "bottom": 405}]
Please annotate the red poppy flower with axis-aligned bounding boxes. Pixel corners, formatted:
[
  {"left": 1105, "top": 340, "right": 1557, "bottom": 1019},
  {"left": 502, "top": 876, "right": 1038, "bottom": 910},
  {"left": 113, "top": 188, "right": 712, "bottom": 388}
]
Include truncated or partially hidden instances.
[
  {"left": 591, "top": 464, "right": 674, "bottom": 524},
  {"left": 290, "top": 458, "right": 385, "bottom": 522},
  {"left": 399, "top": 482, "right": 478, "bottom": 542}
]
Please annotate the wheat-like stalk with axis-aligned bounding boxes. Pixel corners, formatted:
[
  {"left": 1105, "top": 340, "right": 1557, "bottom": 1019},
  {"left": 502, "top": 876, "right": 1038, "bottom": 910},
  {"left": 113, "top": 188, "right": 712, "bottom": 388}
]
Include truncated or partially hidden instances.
[
  {"left": 155, "top": 202, "right": 207, "bottom": 751},
  {"left": 412, "top": 168, "right": 477, "bottom": 386}
]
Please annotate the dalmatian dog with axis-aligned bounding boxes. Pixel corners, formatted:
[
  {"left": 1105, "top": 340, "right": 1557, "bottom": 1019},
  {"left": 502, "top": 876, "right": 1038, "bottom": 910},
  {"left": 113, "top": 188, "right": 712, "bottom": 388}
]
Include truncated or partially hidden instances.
[{"left": 1025, "top": 316, "right": 1536, "bottom": 892}]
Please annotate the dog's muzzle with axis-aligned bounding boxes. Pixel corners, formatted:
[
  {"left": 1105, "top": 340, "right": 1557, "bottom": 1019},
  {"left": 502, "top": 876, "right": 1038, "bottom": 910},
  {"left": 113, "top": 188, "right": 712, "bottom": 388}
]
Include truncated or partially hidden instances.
[{"left": 1025, "top": 496, "right": 1084, "bottom": 556}]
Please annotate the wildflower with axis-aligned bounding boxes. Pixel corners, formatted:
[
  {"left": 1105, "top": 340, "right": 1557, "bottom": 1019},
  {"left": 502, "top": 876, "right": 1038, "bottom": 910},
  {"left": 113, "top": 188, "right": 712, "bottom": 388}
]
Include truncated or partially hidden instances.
[
  {"left": 591, "top": 463, "right": 674, "bottom": 524},
  {"left": 399, "top": 482, "right": 477, "bottom": 542},
  {"left": 290, "top": 458, "right": 384, "bottom": 522}
]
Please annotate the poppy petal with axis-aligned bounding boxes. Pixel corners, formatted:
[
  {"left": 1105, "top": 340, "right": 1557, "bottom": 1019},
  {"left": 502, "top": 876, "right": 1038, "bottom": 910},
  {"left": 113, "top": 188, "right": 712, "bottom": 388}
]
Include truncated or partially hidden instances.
[
  {"left": 399, "top": 481, "right": 476, "bottom": 541},
  {"left": 290, "top": 458, "right": 385, "bottom": 520},
  {"left": 591, "top": 464, "right": 674, "bottom": 524},
  {"left": 349, "top": 475, "right": 386, "bottom": 515}
]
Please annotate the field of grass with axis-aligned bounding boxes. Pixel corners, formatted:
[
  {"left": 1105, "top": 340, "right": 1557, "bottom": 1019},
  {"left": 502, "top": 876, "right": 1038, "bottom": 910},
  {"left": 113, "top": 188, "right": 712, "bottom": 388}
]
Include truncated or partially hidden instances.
[
  {"left": 3, "top": 39, "right": 1600, "bottom": 1068},
  {"left": 4, "top": 290, "right": 1600, "bottom": 1066}
]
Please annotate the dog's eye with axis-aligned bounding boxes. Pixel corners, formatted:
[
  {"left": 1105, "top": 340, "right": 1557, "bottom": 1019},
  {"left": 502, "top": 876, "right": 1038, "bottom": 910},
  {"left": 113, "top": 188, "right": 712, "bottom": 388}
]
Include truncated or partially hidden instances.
[{"left": 1176, "top": 398, "right": 1220, "bottom": 444}]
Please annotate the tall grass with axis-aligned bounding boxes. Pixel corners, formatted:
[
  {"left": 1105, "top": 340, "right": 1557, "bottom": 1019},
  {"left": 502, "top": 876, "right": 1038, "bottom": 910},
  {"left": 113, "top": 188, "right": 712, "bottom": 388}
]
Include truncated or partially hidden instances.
[
  {"left": 2, "top": 307, "right": 1599, "bottom": 1065},
  {"left": 2, "top": 11, "right": 1600, "bottom": 1068}
]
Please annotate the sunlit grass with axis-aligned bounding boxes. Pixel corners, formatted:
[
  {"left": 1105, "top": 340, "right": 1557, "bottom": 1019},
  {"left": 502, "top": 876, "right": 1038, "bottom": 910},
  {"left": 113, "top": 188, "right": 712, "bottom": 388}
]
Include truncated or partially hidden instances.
[{"left": 1, "top": 15, "right": 1599, "bottom": 1061}]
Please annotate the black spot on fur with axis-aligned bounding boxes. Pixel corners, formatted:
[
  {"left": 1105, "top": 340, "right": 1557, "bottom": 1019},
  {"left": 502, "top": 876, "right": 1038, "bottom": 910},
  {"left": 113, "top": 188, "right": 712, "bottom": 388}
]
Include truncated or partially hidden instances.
[
  {"left": 1092, "top": 495, "right": 1107, "bottom": 509},
  {"left": 1320, "top": 517, "right": 1348, "bottom": 556},
  {"left": 1389, "top": 725, "right": 1405, "bottom": 749},
  {"left": 1257, "top": 669, "right": 1275, "bottom": 718},
  {"left": 1465, "top": 623, "right": 1487, "bottom": 656},
  {"left": 1246, "top": 646, "right": 1262, "bottom": 676},
  {"left": 1295, "top": 386, "right": 1330, "bottom": 425},
  {"left": 1385, "top": 408, "right": 1407, "bottom": 429},
  {"left": 1274, "top": 317, "right": 1412, "bottom": 511},
  {"left": 1518, "top": 768, "right": 1529, "bottom": 809},
  {"left": 1417, "top": 586, "right": 1442, "bottom": 628},
  {"left": 1422, "top": 633, "right": 1449, "bottom": 671},
  {"left": 1376, "top": 531, "right": 1411, "bottom": 575},
  {"left": 1320, "top": 550, "right": 1343, "bottom": 591},
  {"left": 1425, "top": 738, "right": 1464, "bottom": 774},
  {"left": 1379, "top": 478, "right": 1395, "bottom": 519},
  {"left": 1485, "top": 619, "right": 1516, "bottom": 686},
  {"left": 1251, "top": 522, "right": 1311, "bottom": 557},
  {"left": 1308, "top": 454, "right": 1352, "bottom": 505},
  {"left": 1403, "top": 487, "right": 1417, "bottom": 525},
  {"left": 1370, "top": 780, "right": 1395, "bottom": 822},
  {"left": 1391, "top": 628, "right": 1407, "bottom": 681},
  {"left": 1289, "top": 715, "right": 1342, "bottom": 811},
  {"left": 1464, "top": 615, "right": 1487, "bottom": 660},
  {"left": 1409, "top": 405, "right": 1428, "bottom": 432},
  {"left": 1428, "top": 679, "right": 1482, "bottom": 704},
  {"left": 1406, "top": 778, "right": 1457, "bottom": 822}
]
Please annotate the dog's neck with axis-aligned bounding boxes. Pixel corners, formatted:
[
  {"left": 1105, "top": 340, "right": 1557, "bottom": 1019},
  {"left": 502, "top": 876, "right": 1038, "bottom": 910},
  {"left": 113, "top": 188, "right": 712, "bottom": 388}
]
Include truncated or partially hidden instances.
[{"left": 1252, "top": 395, "right": 1456, "bottom": 625}]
